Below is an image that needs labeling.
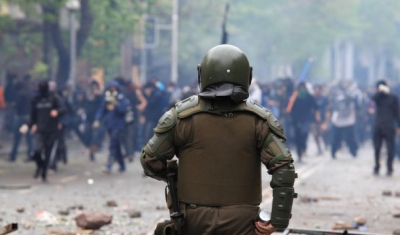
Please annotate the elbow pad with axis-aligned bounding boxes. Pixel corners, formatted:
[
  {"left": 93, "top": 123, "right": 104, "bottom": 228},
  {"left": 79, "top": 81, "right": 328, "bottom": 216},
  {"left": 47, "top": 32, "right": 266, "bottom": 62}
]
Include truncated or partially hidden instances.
[{"left": 270, "top": 163, "right": 298, "bottom": 229}]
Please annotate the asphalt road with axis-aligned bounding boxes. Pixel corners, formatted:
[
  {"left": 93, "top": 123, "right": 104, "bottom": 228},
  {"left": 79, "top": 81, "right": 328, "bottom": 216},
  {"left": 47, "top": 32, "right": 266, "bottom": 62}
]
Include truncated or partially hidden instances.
[{"left": 0, "top": 139, "right": 399, "bottom": 235}]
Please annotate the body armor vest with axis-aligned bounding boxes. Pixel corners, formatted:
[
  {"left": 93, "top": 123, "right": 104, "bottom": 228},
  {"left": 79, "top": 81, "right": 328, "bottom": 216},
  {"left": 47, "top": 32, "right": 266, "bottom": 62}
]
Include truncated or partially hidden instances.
[{"left": 176, "top": 97, "right": 267, "bottom": 206}]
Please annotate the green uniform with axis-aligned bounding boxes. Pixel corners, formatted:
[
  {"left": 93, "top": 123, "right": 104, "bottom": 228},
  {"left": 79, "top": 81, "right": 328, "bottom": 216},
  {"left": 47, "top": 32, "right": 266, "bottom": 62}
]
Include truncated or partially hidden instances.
[
  {"left": 142, "top": 96, "right": 296, "bottom": 234},
  {"left": 141, "top": 44, "right": 297, "bottom": 235}
]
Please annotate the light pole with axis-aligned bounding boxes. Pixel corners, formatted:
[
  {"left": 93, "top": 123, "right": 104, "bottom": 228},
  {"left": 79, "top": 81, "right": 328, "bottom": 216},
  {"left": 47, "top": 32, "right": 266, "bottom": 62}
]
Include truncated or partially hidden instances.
[
  {"left": 66, "top": 0, "right": 80, "bottom": 89},
  {"left": 171, "top": 0, "right": 179, "bottom": 83}
]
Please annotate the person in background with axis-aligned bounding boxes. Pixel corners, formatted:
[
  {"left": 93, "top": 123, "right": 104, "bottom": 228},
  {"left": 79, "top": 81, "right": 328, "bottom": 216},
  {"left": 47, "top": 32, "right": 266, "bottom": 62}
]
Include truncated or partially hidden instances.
[
  {"left": 142, "top": 80, "right": 165, "bottom": 146},
  {"left": 289, "top": 82, "right": 318, "bottom": 162},
  {"left": 9, "top": 75, "right": 34, "bottom": 162},
  {"left": 330, "top": 80, "right": 360, "bottom": 159},
  {"left": 20, "top": 80, "right": 65, "bottom": 182},
  {"left": 312, "top": 84, "right": 330, "bottom": 155},
  {"left": 84, "top": 80, "right": 104, "bottom": 161},
  {"left": 371, "top": 80, "right": 400, "bottom": 176},
  {"left": 93, "top": 81, "right": 128, "bottom": 173}
]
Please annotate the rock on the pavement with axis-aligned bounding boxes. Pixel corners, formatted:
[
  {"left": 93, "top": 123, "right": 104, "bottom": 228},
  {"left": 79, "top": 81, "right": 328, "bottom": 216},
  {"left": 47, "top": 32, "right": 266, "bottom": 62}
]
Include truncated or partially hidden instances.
[
  {"left": 16, "top": 207, "right": 24, "bottom": 213},
  {"left": 75, "top": 212, "right": 112, "bottom": 230},
  {"left": 58, "top": 210, "right": 69, "bottom": 216},
  {"left": 393, "top": 213, "right": 400, "bottom": 218},
  {"left": 393, "top": 229, "right": 400, "bottom": 235},
  {"left": 106, "top": 200, "right": 118, "bottom": 207},
  {"left": 353, "top": 216, "right": 366, "bottom": 226},
  {"left": 383, "top": 190, "right": 393, "bottom": 196},
  {"left": 127, "top": 209, "right": 141, "bottom": 218}
]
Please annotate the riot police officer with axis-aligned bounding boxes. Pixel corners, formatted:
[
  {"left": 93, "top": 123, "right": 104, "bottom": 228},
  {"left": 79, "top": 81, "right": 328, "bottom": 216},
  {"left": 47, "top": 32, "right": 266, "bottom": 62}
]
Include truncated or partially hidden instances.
[{"left": 141, "top": 45, "right": 297, "bottom": 234}]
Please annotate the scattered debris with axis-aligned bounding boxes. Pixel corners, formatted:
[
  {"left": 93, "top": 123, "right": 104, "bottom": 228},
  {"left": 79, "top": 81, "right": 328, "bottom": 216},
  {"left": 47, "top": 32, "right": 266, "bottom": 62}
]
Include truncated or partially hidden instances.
[
  {"left": 58, "top": 210, "right": 69, "bottom": 216},
  {"left": 127, "top": 209, "right": 141, "bottom": 218},
  {"left": 36, "top": 211, "right": 58, "bottom": 224},
  {"left": 383, "top": 190, "right": 393, "bottom": 196},
  {"left": 47, "top": 229, "right": 93, "bottom": 235},
  {"left": 16, "top": 207, "right": 24, "bottom": 213},
  {"left": 332, "top": 221, "right": 355, "bottom": 230},
  {"left": 156, "top": 205, "right": 168, "bottom": 210},
  {"left": 106, "top": 200, "right": 118, "bottom": 207},
  {"left": 353, "top": 216, "right": 366, "bottom": 226},
  {"left": 75, "top": 212, "right": 112, "bottom": 230},
  {"left": 69, "top": 205, "right": 84, "bottom": 210},
  {"left": 299, "top": 195, "right": 341, "bottom": 203},
  {"left": 0, "top": 223, "right": 18, "bottom": 235},
  {"left": 21, "top": 222, "right": 32, "bottom": 230},
  {"left": 393, "top": 229, "right": 400, "bottom": 235},
  {"left": 299, "top": 196, "right": 318, "bottom": 203},
  {"left": 393, "top": 213, "right": 400, "bottom": 218}
]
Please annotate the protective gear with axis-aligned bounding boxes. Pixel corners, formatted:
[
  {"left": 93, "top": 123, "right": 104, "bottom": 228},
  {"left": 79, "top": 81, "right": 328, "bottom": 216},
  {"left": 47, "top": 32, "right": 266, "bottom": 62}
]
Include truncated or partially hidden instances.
[
  {"left": 198, "top": 44, "right": 252, "bottom": 92},
  {"left": 199, "top": 83, "right": 249, "bottom": 103},
  {"left": 270, "top": 163, "right": 297, "bottom": 229},
  {"left": 154, "top": 108, "right": 178, "bottom": 133},
  {"left": 263, "top": 133, "right": 291, "bottom": 171}
]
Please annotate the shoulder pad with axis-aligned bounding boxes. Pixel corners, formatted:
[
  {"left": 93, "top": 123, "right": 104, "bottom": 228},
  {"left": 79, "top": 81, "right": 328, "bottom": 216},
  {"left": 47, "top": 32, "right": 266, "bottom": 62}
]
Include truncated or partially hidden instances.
[
  {"left": 153, "top": 108, "right": 177, "bottom": 133},
  {"left": 245, "top": 99, "right": 270, "bottom": 119},
  {"left": 245, "top": 100, "right": 285, "bottom": 138},
  {"left": 176, "top": 95, "right": 201, "bottom": 118},
  {"left": 267, "top": 112, "right": 285, "bottom": 139}
]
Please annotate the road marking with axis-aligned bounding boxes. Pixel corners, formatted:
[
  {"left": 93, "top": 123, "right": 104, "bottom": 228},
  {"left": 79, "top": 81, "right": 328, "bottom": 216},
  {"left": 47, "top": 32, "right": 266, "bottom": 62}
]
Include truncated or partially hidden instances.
[{"left": 59, "top": 175, "right": 79, "bottom": 183}]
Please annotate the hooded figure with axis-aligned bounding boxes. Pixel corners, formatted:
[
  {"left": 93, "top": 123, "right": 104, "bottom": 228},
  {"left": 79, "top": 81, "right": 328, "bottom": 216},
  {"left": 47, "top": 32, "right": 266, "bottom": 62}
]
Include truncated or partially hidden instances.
[{"left": 94, "top": 80, "right": 128, "bottom": 173}]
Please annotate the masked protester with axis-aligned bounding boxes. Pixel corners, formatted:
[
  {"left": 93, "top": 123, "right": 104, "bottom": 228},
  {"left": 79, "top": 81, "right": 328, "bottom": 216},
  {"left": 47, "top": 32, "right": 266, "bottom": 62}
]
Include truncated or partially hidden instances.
[
  {"left": 20, "top": 80, "right": 65, "bottom": 182},
  {"left": 93, "top": 81, "right": 128, "bottom": 173},
  {"left": 141, "top": 45, "right": 297, "bottom": 235},
  {"left": 289, "top": 82, "right": 318, "bottom": 162},
  {"left": 371, "top": 80, "right": 400, "bottom": 176}
]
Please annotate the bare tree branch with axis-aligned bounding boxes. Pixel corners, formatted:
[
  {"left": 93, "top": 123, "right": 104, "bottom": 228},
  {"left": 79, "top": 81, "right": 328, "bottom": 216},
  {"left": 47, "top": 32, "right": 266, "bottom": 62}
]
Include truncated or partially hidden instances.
[{"left": 77, "top": 0, "right": 93, "bottom": 57}]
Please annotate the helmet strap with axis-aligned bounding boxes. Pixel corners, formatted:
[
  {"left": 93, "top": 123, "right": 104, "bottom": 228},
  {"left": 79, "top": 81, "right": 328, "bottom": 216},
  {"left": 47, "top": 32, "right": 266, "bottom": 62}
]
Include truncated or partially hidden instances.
[
  {"left": 249, "top": 66, "right": 253, "bottom": 85},
  {"left": 197, "top": 64, "right": 202, "bottom": 89}
]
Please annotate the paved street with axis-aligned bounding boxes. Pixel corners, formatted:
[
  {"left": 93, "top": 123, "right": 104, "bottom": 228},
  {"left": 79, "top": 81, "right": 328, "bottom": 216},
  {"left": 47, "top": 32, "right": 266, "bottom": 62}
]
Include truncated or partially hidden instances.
[{"left": 0, "top": 139, "right": 399, "bottom": 235}]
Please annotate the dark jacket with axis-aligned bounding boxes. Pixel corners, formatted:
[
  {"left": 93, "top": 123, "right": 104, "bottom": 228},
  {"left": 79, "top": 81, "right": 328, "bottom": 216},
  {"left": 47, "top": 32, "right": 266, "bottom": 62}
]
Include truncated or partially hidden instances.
[
  {"left": 291, "top": 91, "right": 317, "bottom": 122},
  {"left": 144, "top": 88, "right": 166, "bottom": 123},
  {"left": 29, "top": 92, "right": 65, "bottom": 133},
  {"left": 95, "top": 81, "right": 128, "bottom": 130},
  {"left": 15, "top": 86, "right": 32, "bottom": 117},
  {"left": 372, "top": 92, "right": 400, "bottom": 130}
]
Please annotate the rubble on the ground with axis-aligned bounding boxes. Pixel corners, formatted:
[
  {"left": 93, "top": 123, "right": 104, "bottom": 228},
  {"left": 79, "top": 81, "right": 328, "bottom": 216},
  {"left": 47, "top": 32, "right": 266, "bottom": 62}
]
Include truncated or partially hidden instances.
[
  {"left": 58, "top": 209, "right": 69, "bottom": 216},
  {"left": 106, "top": 200, "right": 118, "bottom": 207},
  {"left": 353, "top": 216, "right": 366, "bottom": 226},
  {"left": 75, "top": 212, "right": 112, "bottom": 230},
  {"left": 127, "top": 209, "right": 141, "bottom": 218},
  {"left": 383, "top": 190, "right": 393, "bottom": 196},
  {"left": 16, "top": 207, "right": 24, "bottom": 213}
]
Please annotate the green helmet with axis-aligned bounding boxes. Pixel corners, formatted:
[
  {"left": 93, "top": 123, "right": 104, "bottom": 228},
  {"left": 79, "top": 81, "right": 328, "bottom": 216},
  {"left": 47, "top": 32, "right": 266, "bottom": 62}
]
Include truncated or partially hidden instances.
[{"left": 198, "top": 44, "right": 252, "bottom": 92}]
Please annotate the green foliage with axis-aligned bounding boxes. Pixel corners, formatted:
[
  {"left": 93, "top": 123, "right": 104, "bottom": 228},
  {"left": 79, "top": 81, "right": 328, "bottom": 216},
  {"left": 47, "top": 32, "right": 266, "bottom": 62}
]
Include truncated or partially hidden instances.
[
  {"left": 81, "top": 0, "right": 142, "bottom": 79},
  {"left": 30, "top": 61, "right": 48, "bottom": 79}
]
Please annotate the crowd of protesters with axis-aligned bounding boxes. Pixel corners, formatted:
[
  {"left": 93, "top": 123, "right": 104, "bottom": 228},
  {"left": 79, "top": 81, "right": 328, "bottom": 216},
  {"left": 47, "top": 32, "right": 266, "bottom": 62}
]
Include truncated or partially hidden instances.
[
  {"left": 251, "top": 77, "right": 400, "bottom": 175},
  {"left": 1, "top": 71, "right": 399, "bottom": 180}
]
